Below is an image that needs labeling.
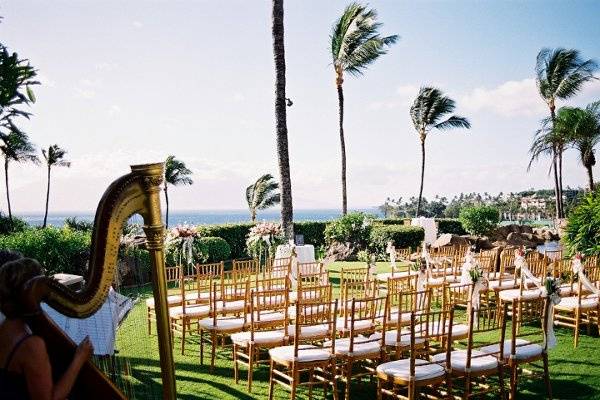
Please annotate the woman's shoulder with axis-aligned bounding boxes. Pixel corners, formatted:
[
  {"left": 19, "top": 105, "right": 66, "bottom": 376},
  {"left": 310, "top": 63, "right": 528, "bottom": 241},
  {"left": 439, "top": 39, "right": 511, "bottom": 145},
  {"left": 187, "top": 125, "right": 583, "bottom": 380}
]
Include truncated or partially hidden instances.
[{"left": 16, "top": 335, "right": 46, "bottom": 359}]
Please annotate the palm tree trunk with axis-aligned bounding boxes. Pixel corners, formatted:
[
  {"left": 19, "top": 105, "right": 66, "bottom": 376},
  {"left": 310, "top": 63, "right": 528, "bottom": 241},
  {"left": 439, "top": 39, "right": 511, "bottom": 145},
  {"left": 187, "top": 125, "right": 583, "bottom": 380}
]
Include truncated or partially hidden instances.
[
  {"left": 552, "top": 154, "right": 561, "bottom": 219},
  {"left": 4, "top": 159, "right": 11, "bottom": 223},
  {"left": 272, "top": 0, "right": 294, "bottom": 240},
  {"left": 587, "top": 165, "right": 595, "bottom": 191},
  {"left": 337, "top": 82, "right": 347, "bottom": 215},
  {"left": 43, "top": 166, "right": 51, "bottom": 228},
  {"left": 558, "top": 149, "right": 564, "bottom": 217},
  {"left": 416, "top": 136, "right": 426, "bottom": 217},
  {"left": 251, "top": 209, "right": 256, "bottom": 222},
  {"left": 164, "top": 186, "right": 170, "bottom": 229},
  {"left": 549, "top": 105, "right": 563, "bottom": 219}
]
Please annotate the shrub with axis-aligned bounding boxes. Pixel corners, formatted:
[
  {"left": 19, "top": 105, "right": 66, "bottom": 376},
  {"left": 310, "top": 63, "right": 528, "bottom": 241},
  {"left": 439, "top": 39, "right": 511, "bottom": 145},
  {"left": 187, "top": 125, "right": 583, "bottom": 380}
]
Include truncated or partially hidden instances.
[
  {"left": 0, "top": 227, "right": 90, "bottom": 275},
  {"left": 458, "top": 205, "right": 500, "bottom": 236},
  {"left": 197, "top": 223, "right": 254, "bottom": 259},
  {"left": 369, "top": 225, "right": 424, "bottom": 258},
  {"left": 377, "top": 218, "right": 409, "bottom": 226},
  {"left": 437, "top": 218, "right": 467, "bottom": 235},
  {"left": 324, "top": 212, "right": 374, "bottom": 249},
  {"left": 197, "top": 236, "right": 231, "bottom": 262},
  {"left": 563, "top": 189, "right": 600, "bottom": 256},
  {"left": 0, "top": 213, "right": 28, "bottom": 234},
  {"left": 293, "top": 221, "right": 327, "bottom": 248}
]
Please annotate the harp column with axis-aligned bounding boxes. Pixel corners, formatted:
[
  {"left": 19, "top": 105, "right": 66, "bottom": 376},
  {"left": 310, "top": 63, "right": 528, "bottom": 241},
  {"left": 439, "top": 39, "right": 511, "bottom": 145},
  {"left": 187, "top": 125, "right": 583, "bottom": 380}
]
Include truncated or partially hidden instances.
[{"left": 140, "top": 165, "right": 177, "bottom": 400}]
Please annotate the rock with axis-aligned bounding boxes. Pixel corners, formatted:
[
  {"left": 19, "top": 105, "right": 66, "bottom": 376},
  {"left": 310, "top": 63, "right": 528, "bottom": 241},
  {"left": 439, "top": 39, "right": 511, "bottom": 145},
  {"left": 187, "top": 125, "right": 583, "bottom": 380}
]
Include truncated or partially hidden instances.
[
  {"left": 506, "top": 232, "right": 538, "bottom": 248},
  {"left": 520, "top": 225, "right": 533, "bottom": 234},
  {"left": 533, "top": 227, "right": 559, "bottom": 242},
  {"left": 431, "top": 234, "right": 471, "bottom": 248},
  {"left": 324, "top": 242, "right": 355, "bottom": 263}
]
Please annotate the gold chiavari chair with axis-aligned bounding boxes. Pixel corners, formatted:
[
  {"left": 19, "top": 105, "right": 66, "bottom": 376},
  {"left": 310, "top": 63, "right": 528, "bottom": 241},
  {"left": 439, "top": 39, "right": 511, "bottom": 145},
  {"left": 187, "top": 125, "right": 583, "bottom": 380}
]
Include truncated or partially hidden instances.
[
  {"left": 340, "top": 266, "right": 370, "bottom": 287},
  {"left": 232, "top": 285, "right": 290, "bottom": 392},
  {"left": 337, "top": 280, "right": 379, "bottom": 336},
  {"left": 376, "top": 308, "right": 452, "bottom": 400},
  {"left": 146, "top": 265, "right": 182, "bottom": 334},
  {"left": 432, "top": 302, "right": 506, "bottom": 399},
  {"left": 265, "top": 256, "right": 291, "bottom": 280},
  {"left": 554, "top": 265, "right": 600, "bottom": 347},
  {"left": 331, "top": 295, "right": 386, "bottom": 400},
  {"left": 199, "top": 277, "right": 249, "bottom": 370},
  {"left": 480, "top": 295, "right": 551, "bottom": 399},
  {"left": 233, "top": 258, "right": 261, "bottom": 289},
  {"left": 375, "top": 288, "right": 432, "bottom": 360},
  {"left": 268, "top": 300, "right": 339, "bottom": 400}
]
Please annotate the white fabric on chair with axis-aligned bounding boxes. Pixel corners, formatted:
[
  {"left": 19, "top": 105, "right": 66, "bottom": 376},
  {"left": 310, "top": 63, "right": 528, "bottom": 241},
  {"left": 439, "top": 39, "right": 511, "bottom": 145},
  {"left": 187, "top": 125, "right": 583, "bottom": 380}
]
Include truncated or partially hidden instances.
[
  {"left": 377, "top": 358, "right": 445, "bottom": 381},
  {"left": 283, "top": 324, "right": 329, "bottom": 339},
  {"left": 231, "top": 330, "right": 285, "bottom": 346},
  {"left": 199, "top": 317, "right": 245, "bottom": 331},
  {"left": 480, "top": 339, "right": 543, "bottom": 360},
  {"left": 370, "top": 330, "right": 425, "bottom": 347},
  {"left": 432, "top": 350, "right": 498, "bottom": 372},
  {"left": 326, "top": 336, "right": 380, "bottom": 356},
  {"left": 554, "top": 295, "right": 599, "bottom": 310},
  {"left": 169, "top": 304, "right": 210, "bottom": 318},
  {"left": 499, "top": 289, "right": 543, "bottom": 302},
  {"left": 269, "top": 344, "right": 330, "bottom": 363}
]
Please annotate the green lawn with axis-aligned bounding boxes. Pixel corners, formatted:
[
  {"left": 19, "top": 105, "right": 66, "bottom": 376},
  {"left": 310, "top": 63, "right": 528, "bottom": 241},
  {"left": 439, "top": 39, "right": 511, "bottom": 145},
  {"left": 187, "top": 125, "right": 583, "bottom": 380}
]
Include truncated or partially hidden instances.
[{"left": 111, "top": 262, "right": 600, "bottom": 399}]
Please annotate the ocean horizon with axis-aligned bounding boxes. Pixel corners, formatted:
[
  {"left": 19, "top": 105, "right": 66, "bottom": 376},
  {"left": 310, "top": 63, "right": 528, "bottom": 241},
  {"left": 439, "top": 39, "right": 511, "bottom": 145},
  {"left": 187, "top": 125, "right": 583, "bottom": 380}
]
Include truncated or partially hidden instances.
[{"left": 19, "top": 208, "right": 384, "bottom": 227}]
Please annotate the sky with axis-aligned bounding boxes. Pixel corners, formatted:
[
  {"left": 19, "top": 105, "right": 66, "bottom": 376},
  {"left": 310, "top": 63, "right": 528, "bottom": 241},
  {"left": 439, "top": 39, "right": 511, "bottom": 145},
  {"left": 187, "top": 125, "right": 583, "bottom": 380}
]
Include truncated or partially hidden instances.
[{"left": 2, "top": 0, "right": 600, "bottom": 213}]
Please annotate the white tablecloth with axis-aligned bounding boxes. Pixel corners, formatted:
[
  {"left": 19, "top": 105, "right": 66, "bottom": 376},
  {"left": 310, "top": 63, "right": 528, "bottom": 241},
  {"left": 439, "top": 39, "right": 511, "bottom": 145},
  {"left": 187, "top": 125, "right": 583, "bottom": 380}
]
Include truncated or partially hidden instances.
[
  {"left": 275, "top": 244, "right": 316, "bottom": 263},
  {"left": 411, "top": 217, "right": 438, "bottom": 245},
  {"left": 42, "top": 288, "right": 133, "bottom": 356}
]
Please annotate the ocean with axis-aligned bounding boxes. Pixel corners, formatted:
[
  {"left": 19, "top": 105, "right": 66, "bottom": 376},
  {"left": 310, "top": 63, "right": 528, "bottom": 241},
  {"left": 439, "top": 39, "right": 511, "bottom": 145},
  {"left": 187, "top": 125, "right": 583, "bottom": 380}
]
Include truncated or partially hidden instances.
[{"left": 20, "top": 208, "right": 383, "bottom": 227}]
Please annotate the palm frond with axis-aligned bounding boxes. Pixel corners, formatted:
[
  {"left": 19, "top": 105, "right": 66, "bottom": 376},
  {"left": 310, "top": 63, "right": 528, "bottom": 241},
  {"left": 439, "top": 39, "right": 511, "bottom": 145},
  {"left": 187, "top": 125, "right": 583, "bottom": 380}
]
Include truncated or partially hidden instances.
[
  {"left": 410, "top": 87, "right": 470, "bottom": 134},
  {"left": 165, "top": 155, "right": 193, "bottom": 186},
  {"left": 434, "top": 115, "right": 471, "bottom": 131}
]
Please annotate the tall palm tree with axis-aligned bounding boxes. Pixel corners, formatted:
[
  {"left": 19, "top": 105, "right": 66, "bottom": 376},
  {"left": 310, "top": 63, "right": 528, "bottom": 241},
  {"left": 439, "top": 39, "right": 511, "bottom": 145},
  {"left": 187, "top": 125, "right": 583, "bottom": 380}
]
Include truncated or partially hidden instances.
[
  {"left": 0, "top": 129, "right": 39, "bottom": 221},
  {"left": 246, "top": 174, "right": 280, "bottom": 222},
  {"left": 164, "top": 155, "right": 193, "bottom": 229},
  {"left": 42, "top": 144, "right": 71, "bottom": 227},
  {"left": 330, "top": 3, "right": 398, "bottom": 215},
  {"left": 555, "top": 103, "right": 600, "bottom": 191},
  {"left": 271, "top": 0, "right": 294, "bottom": 240},
  {"left": 535, "top": 48, "right": 598, "bottom": 217},
  {"left": 410, "top": 87, "right": 470, "bottom": 217}
]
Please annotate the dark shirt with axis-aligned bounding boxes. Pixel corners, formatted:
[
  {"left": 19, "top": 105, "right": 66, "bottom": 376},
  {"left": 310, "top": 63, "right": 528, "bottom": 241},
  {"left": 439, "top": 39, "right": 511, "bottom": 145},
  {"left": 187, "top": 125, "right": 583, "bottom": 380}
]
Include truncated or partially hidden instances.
[{"left": 0, "top": 334, "right": 31, "bottom": 400}]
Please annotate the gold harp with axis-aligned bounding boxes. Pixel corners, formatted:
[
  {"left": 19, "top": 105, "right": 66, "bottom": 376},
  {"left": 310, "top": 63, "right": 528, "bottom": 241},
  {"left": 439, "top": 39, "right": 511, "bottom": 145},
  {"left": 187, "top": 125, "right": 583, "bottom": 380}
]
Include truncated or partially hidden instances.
[{"left": 20, "top": 163, "right": 176, "bottom": 400}]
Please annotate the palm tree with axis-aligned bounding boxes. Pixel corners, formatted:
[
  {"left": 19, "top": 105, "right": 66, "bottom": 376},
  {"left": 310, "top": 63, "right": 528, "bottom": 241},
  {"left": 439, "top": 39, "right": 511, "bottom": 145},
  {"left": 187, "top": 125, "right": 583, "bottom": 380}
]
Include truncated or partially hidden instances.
[
  {"left": 330, "top": 3, "right": 398, "bottom": 215},
  {"left": 410, "top": 87, "right": 470, "bottom": 217},
  {"left": 42, "top": 144, "right": 71, "bottom": 227},
  {"left": 164, "top": 155, "right": 193, "bottom": 228},
  {"left": 246, "top": 174, "right": 280, "bottom": 222},
  {"left": 271, "top": 0, "right": 294, "bottom": 240},
  {"left": 555, "top": 103, "right": 600, "bottom": 191},
  {"left": 535, "top": 48, "right": 598, "bottom": 217},
  {"left": 0, "top": 129, "right": 39, "bottom": 221}
]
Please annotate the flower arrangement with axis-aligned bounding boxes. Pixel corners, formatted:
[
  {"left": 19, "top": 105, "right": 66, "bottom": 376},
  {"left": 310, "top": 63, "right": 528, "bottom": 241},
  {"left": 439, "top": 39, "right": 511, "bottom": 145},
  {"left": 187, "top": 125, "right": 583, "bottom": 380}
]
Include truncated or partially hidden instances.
[
  {"left": 165, "top": 224, "right": 205, "bottom": 269},
  {"left": 246, "top": 222, "right": 285, "bottom": 263},
  {"left": 469, "top": 262, "right": 486, "bottom": 284},
  {"left": 544, "top": 275, "right": 562, "bottom": 305}
]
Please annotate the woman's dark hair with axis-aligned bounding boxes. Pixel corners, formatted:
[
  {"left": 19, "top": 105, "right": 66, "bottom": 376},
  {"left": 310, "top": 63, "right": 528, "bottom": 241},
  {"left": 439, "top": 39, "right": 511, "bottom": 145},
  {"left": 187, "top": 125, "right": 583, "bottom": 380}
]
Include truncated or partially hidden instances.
[
  {"left": 0, "top": 258, "right": 44, "bottom": 319},
  {"left": 0, "top": 249, "right": 23, "bottom": 267}
]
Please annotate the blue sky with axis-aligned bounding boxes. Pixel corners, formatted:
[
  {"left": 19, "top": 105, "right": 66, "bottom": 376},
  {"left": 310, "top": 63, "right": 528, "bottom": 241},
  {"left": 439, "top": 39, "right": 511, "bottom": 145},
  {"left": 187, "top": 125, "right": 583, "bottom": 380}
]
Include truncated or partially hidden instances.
[{"left": 2, "top": 0, "right": 600, "bottom": 212}]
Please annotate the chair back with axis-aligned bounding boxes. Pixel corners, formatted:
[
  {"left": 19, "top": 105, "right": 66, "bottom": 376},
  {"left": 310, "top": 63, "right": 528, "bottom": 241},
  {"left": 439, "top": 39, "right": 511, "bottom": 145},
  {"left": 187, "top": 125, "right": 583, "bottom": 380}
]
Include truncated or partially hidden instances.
[
  {"left": 165, "top": 266, "right": 182, "bottom": 286},
  {"left": 502, "top": 296, "right": 548, "bottom": 356},
  {"left": 292, "top": 300, "right": 338, "bottom": 356},
  {"left": 386, "top": 273, "right": 417, "bottom": 294},
  {"left": 340, "top": 266, "right": 369, "bottom": 286},
  {"left": 338, "top": 295, "right": 386, "bottom": 337},
  {"left": 249, "top": 285, "right": 289, "bottom": 331},
  {"left": 385, "top": 288, "right": 431, "bottom": 329},
  {"left": 296, "top": 283, "right": 332, "bottom": 305}
]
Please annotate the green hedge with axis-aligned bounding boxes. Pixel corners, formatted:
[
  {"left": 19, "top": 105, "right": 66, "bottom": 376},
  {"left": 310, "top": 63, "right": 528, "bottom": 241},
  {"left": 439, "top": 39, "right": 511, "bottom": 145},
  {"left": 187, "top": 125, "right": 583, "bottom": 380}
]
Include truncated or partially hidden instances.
[
  {"left": 377, "top": 218, "right": 409, "bottom": 226},
  {"left": 0, "top": 227, "right": 90, "bottom": 275},
  {"left": 294, "top": 221, "right": 327, "bottom": 248},
  {"left": 0, "top": 213, "right": 28, "bottom": 235},
  {"left": 198, "top": 236, "right": 231, "bottom": 262},
  {"left": 197, "top": 223, "right": 254, "bottom": 259},
  {"left": 369, "top": 225, "right": 424, "bottom": 257},
  {"left": 437, "top": 218, "right": 466, "bottom": 235}
]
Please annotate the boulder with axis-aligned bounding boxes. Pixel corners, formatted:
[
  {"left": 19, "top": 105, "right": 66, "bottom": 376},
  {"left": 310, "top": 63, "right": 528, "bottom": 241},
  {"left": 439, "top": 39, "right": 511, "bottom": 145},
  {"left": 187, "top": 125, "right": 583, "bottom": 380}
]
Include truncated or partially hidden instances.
[
  {"left": 431, "top": 233, "right": 471, "bottom": 248},
  {"left": 533, "top": 227, "right": 560, "bottom": 242},
  {"left": 506, "top": 232, "right": 538, "bottom": 248}
]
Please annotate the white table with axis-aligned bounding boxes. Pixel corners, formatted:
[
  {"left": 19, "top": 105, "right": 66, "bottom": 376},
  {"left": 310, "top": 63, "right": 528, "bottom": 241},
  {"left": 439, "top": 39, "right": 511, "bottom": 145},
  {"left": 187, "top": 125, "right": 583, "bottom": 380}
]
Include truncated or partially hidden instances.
[
  {"left": 411, "top": 217, "right": 437, "bottom": 245},
  {"left": 275, "top": 244, "right": 316, "bottom": 263}
]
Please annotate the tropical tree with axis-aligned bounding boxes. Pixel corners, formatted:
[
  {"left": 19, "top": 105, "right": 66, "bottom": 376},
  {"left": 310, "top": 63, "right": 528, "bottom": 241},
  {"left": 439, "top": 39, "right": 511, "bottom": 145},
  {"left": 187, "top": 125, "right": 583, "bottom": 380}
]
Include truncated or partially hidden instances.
[
  {"left": 0, "top": 129, "right": 39, "bottom": 221},
  {"left": 410, "top": 87, "right": 471, "bottom": 216},
  {"left": 330, "top": 3, "right": 398, "bottom": 215},
  {"left": 164, "top": 155, "right": 193, "bottom": 228},
  {"left": 42, "top": 144, "right": 71, "bottom": 227},
  {"left": 246, "top": 174, "right": 280, "bottom": 222},
  {"left": 535, "top": 48, "right": 598, "bottom": 217},
  {"left": 0, "top": 44, "right": 39, "bottom": 136},
  {"left": 271, "top": 0, "right": 294, "bottom": 240},
  {"left": 554, "top": 103, "right": 600, "bottom": 191}
]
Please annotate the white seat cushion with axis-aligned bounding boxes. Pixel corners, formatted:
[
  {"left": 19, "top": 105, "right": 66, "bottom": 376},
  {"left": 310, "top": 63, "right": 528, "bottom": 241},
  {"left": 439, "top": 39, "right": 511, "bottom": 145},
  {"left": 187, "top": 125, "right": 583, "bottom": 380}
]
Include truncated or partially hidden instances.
[
  {"left": 499, "top": 289, "right": 542, "bottom": 302},
  {"left": 327, "top": 336, "right": 381, "bottom": 357},
  {"left": 283, "top": 324, "right": 329, "bottom": 339},
  {"left": 199, "top": 317, "right": 245, "bottom": 331},
  {"left": 385, "top": 311, "right": 413, "bottom": 325},
  {"left": 432, "top": 350, "right": 498, "bottom": 372},
  {"left": 377, "top": 358, "right": 445, "bottom": 381},
  {"left": 287, "top": 304, "right": 328, "bottom": 318},
  {"left": 336, "top": 317, "right": 374, "bottom": 333},
  {"left": 230, "top": 330, "right": 285, "bottom": 346},
  {"left": 488, "top": 280, "right": 517, "bottom": 290},
  {"left": 370, "top": 330, "right": 425, "bottom": 347},
  {"left": 376, "top": 271, "right": 413, "bottom": 282},
  {"left": 480, "top": 339, "right": 543, "bottom": 360},
  {"left": 420, "top": 322, "right": 468, "bottom": 338},
  {"left": 555, "top": 295, "right": 599, "bottom": 310},
  {"left": 170, "top": 304, "right": 210, "bottom": 318},
  {"left": 146, "top": 295, "right": 182, "bottom": 307},
  {"left": 246, "top": 311, "right": 286, "bottom": 324},
  {"left": 216, "top": 300, "right": 246, "bottom": 312},
  {"left": 269, "top": 344, "right": 331, "bottom": 363}
]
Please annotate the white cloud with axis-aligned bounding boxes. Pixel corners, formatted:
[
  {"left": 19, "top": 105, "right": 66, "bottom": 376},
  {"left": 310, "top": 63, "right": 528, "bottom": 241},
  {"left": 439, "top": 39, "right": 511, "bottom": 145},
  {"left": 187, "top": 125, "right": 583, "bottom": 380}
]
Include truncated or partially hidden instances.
[
  {"left": 233, "top": 92, "right": 245, "bottom": 102},
  {"left": 95, "top": 62, "right": 118, "bottom": 72},
  {"left": 108, "top": 105, "right": 121, "bottom": 116},
  {"left": 460, "top": 78, "right": 546, "bottom": 117},
  {"left": 132, "top": 21, "right": 143, "bottom": 29},
  {"left": 73, "top": 78, "right": 101, "bottom": 99},
  {"left": 368, "top": 84, "right": 419, "bottom": 110},
  {"left": 36, "top": 73, "right": 56, "bottom": 88}
]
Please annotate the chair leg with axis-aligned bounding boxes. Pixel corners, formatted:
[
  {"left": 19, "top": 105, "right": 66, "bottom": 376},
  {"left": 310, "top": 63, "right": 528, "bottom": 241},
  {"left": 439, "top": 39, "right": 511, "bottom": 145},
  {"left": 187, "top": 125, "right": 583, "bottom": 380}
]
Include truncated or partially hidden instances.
[
  {"left": 200, "top": 329, "right": 204, "bottom": 365},
  {"left": 233, "top": 344, "right": 239, "bottom": 384},
  {"left": 510, "top": 365, "right": 518, "bottom": 400},
  {"left": 290, "top": 365, "right": 298, "bottom": 400},
  {"left": 308, "top": 367, "right": 314, "bottom": 400},
  {"left": 376, "top": 377, "right": 383, "bottom": 400},
  {"left": 543, "top": 353, "right": 552, "bottom": 400},
  {"left": 247, "top": 344, "right": 254, "bottom": 393},
  {"left": 210, "top": 332, "right": 217, "bottom": 372},
  {"left": 331, "top": 360, "right": 340, "bottom": 400},
  {"left": 147, "top": 308, "right": 152, "bottom": 335},
  {"left": 497, "top": 364, "right": 506, "bottom": 400},
  {"left": 575, "top": 308, "right": 581, "bottom": 348},
  {"left": 268, "top": 359, "right": 275, "bottom": 400},
  {"left": 344, "top": 359, "right": 353, "bottom": 400},
  {"left": 464, "top": 372, "right": 472, "bottom": 400},
  {"left": 181, "top": 320, "right": 186, "bottom": 355}
]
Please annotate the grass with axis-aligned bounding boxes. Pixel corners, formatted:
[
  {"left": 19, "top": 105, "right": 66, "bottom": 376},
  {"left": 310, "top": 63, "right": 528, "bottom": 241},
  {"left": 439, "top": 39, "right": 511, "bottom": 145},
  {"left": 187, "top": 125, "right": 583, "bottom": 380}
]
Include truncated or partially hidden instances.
[{"left": 110, "top": 262, "right": 600, "bottom": 399}]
